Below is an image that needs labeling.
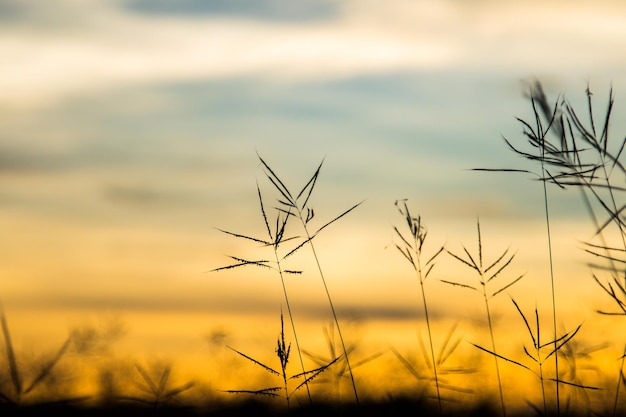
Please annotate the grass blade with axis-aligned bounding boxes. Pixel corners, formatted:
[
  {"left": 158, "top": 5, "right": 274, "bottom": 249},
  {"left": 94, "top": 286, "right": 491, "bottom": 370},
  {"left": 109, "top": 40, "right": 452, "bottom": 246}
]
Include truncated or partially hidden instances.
[
  {"left": 227, "top": 346, "right": 280, "bottom": 376},
  {"left": 314, "top": 201, "right": 364, "bottom": 237},
  {"left": 1, "top": 310, "right": 22, "bottom": 396},
  {"left": 24, "top": 337, "right": 72, "bottom": 394},
  {"left": 470, "top": 343, "right": 531, "bottom": 371}
]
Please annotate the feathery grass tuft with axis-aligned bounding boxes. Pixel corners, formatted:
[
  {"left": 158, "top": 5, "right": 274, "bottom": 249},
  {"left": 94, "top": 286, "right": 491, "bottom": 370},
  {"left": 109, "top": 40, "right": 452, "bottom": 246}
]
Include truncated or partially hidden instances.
[
  {"left": 212, "top": 178, "right": 312, "bottom": 402},
  {"left": 224, "top": 311, "right": 339, "bottom": 409},
  {"left": 473, "top": 298, "right": 595, "bottom": 416},
  {"left": 302, "top": 321, "right": 383, "bottom": 402},
  {"left": 390, "top": 323, "right": 475, "bottom": 406},
  {"left": 392, "top": 199, "right": 446, "bottom": 412},
  {"left": 118, "top": 361, "right": 194, "bottom": 409},
  {"left": 255, "top": 153, "right": 363, "bottom": 405},
  {"left": 445, "top": 219, "right": 525, "bottom": 417},
  {"left": 0, "top": 307, "right": 89, "bottom": 406}
]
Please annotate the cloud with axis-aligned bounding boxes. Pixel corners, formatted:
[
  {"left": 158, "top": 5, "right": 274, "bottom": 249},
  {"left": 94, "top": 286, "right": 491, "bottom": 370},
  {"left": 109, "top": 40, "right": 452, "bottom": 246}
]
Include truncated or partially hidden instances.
[
  {"left": 122, "top": 0, "right": 339, "bottom": 22},
  {"left": 3, "top": 0, "right": 625, "bottom": 109}
]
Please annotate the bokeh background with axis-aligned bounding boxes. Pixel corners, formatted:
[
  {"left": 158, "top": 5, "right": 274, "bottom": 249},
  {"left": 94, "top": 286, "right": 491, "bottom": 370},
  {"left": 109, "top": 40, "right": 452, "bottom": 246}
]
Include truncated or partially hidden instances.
[{"left": 2, "top": 0, "right": 626, "bottom": 407}]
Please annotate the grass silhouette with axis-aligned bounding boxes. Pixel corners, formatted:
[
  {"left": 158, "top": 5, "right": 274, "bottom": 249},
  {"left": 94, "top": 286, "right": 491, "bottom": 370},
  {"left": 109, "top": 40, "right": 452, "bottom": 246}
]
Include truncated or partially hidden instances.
[
  {"left": 389, "top": 322, "right": 475, "bottom": 409},
  {"left": 302, "top": 320, "right": 383, "bottom": 402},
  {"left": 117, "top": 361, "right": 194, "bottom": 409},
  {"left": 255, "top": 154, "right": 363, "bottom": 405},
  {"left": 471, "top": 298, "right": 595, "bottom": 416},
  {"left": 212, "top": 176, "right": 312, "bottom": 402},
  {"left": 391, "top": 200, "right": 445, "bottom": 412},
  {"left": 224, "top": 312, "right": 338, "bottom": 410},
  {"left": 5, "top": 83, "right": 626, "bottom": 417},
  {"left": 444, "top": 219, "right": 525, "bottom": 417},
  {"left": 0, "top": 308, "right": 89, "bottom": 407}
]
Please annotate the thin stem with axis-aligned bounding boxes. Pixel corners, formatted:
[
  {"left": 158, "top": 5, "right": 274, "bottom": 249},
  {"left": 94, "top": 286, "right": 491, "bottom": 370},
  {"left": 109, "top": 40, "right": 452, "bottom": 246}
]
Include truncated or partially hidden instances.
[
  {"left": 542, "top": 167, "right": 560, "bottom": 415},
  {"left": 536, "top": 92, "right": 560, "bottom": 415},
  {"left": 416, "top": 240, "right": 442, "bottom": 413},
  {"left": 579, "top": 134, "right": 626, "bottom": 415},
  {"left": 615, "top": 348, "right": 626, "bottom": 416},
  {"left": 298, "top": 215, "right": 359, "bottom": 406},
  {"left": 598, "top": 164, "right": 626, "bottom": 417},
  {"left": 539, "top": 360, "right": 548, "bottom": 416},
  {"left": 578, "top": 185, "right": 625, "bottom": 416},
  {"left": 274, "top": 250, "right": 311, "bottom": 404},
  {"left": 484, "top": 289, "right": 506, "bottom": 417}
]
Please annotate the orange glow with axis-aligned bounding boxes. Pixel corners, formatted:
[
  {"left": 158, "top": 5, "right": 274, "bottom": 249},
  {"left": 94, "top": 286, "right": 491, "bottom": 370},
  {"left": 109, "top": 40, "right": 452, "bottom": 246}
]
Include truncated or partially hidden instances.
[{"left": 2, "top": 1, "right": 626, "bottom": 414}]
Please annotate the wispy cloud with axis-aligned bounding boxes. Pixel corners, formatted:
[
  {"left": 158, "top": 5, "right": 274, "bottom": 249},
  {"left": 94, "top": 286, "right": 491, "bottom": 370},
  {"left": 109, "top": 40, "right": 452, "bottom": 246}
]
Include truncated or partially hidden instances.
[{"left": 3, "top": 0, "right": 625, "bottom": 108}]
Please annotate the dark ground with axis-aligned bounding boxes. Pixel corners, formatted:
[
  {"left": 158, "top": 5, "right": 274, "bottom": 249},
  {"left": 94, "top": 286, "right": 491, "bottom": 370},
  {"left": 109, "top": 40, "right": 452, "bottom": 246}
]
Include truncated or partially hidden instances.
[{"left": 0, "top": 397, "right": 585, "bottom": 417}]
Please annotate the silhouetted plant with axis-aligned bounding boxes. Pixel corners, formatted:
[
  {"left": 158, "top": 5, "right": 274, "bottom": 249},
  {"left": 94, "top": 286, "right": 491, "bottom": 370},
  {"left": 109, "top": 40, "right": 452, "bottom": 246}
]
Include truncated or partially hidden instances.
[
  {"left": 212, "top": 175, "right": 312, "bottom": 402},
  {"left": 255, "top": 153, "right": 363, "bottom": 405},
  {"left": 0, "top": 308, "right": 89, "bottom": 406},
  {"left": 473, "top": 298, "right": 595, "bottom": 416},
  {"left": 484, "top": 81, "right": 626, "bottom": 415},
  {"left": 390, "top": 323, "right": 475, "bottom": 407},
  {"left": 558, "top": 335, "right": 606, "bottom": 416},
  {"left": 473, "top": 81, "right": 612, "bottom": 415},
  {"left": 302, "top": 320, "right": 382, "bottom": 402},
  {"left": 119, "top": 361, "right": 194, "bottom": 410},
  {"left": 224, "top": 312, "right": 339, "bottom": 409},
  {"left": 444, "top": 219, "right": 525, "bottom": 417},
  {"left": 391, "top": 199, "right": 445, "bottom": 412}
]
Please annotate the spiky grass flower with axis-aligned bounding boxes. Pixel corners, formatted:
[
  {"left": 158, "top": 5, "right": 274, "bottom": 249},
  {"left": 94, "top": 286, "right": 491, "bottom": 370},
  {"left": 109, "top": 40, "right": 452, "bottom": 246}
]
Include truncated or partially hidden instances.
[
  {"left": 0, "top": 307, "right": 88, "bottom": 406},
  {"left": 473, "top": 81, "right": 607, "bottom": 415},
  {"left": 473, "top": 298, "right": 596, "bottom": 416},
  {"left": 225, "top": 311, "right": 339, "bottom": 409},
  {"left": 255, "top": 153, "right": 363, "bottom": 405},
  {"left": 555, "top": 84, "right": 626, "bottom": 416},
  {"left": 392, "top": 199, "right": 445, "bottom": 412},
  {"left": 212, "top": 179, "right": 312, "bottom": 402},
  {"left": 481, "top": 81, "right": 626, "bottom": 415},
  {"left": 302, "top": 321, "right": 382, "bottom": 402},
  {"left": 390, "top": 323, "right": 475, "bottom": 406},
  {"left": 558, "top": 334, "right": 606, "bottom": 415},
  {"left": 119, "top": 361, "right": 194, "bottom": 410},
  {"left": 444, "top": 220, "right": 525, "bottom": 417}
]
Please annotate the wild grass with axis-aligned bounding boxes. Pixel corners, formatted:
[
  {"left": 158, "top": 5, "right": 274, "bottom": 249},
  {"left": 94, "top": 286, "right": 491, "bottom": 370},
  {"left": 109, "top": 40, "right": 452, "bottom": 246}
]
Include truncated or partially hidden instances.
[
  {"left": 444, "top": 220, "right": 525, "bottom": 417},
  {"left": 389, "top": 323, "right": 475, "bottom": 408},
  {"left": 475, "top": 82, "right": 569, "bottom": 414},
  {"left": 0, "top": 308, "right": 88, "bottom": 407},
  {"left": 211, "top": 174, "right": 312, "bottom": 402},
  {"left": 472, "top": 298, "right": 596, "bottom": 416},
  {"left": 255, "top": 154, "right": 363, "bottom": 405},
  {"left": 558, "top": 333, "right": 607, "bottom": 414},
  {"left": 391, "top": 199, "right": 445, "bottom": 412},
  {"left": 118, "top": 361, "right": 194, "bottom": 409},
  {"left": 302, "top": 320, "right": 383, "bottom": 402},
  {"left": 6, "top": 83, "right": 626, "bottom": 416},
  {"left": 480, "top": 81, "right": 626, "bottom": 415},
  {"left": 223, "top": 312, "right": 338, "bottom": 410}
]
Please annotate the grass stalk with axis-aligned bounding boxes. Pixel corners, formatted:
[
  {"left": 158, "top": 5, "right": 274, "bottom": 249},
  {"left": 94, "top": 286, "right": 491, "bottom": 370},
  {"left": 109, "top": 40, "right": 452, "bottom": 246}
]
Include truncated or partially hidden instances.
[
  {"left": 303, "top": 321, "right": 382, "bottom": 402},
  {"left": 558, "top": 84, "right": 626, "bottom": 414},
  {"left": 256, "top": 153, "right": 362, "bottom": 405},
  {"left": 225, "top": 311, "right": 339, "bottom": 408},
  {"left": 445, "top": 219, "right": 524, "bottom": 417},
  {"left": 418, "top": 266, "right": 440, "bottom": 412},
  {"left": 540, "top": 158, "right": 560, "bottom": 416},
  {"left": 472, "top": 298, "right": 594, "bottom": 415},
  {"left": 393, "top": 200, "right": 444, "bottom": 412},
  {"left": 212, "top": 180, "right": 312, "bottom": 403},
  {"left": 125, "top": 362, "right": 194, "bottom": 410},
  {"left": 297, "top": 215, "right": 359, "bottom": 405},
  {"left": 0, "top": 307, "right": 88, "bottom": 406},
  {"left": 474, "top": 82, "right": 571, "bottom": 414}
]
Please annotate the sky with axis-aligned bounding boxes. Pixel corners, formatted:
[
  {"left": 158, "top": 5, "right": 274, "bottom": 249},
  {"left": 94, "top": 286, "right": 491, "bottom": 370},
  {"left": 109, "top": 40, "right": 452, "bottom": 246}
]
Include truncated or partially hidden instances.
[{"left": 2, "top": 0, "right": 626, "bottom": 405}]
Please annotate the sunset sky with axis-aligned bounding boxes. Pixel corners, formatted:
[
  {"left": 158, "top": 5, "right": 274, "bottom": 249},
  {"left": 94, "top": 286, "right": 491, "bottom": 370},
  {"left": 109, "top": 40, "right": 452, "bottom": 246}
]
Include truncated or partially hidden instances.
[{"left": 2, "top": 0, "right": 626, "bottom": 405}]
